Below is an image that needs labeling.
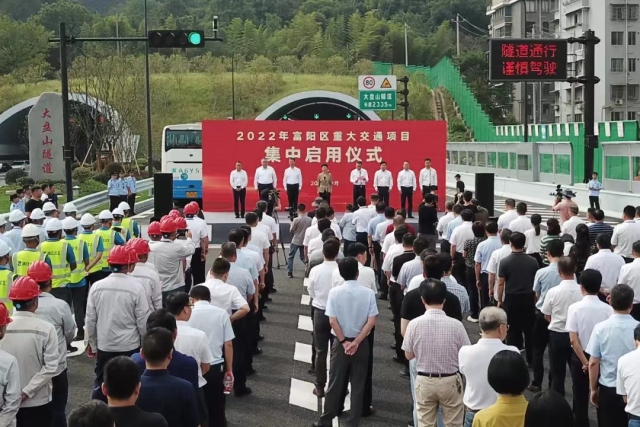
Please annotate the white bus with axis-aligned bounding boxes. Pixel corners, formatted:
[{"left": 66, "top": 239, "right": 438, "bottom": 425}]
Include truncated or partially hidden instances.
[{"left": 161, "top": 123, "right": 202, "bottom": 204}]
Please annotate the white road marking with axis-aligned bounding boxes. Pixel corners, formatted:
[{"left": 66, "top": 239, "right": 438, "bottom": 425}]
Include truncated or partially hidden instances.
[
  {"left": 298, "top": 315, "right": 313, "bottom": 332},
  {"left": 301, "top": 294, "right": 310, "bottom": 305}
]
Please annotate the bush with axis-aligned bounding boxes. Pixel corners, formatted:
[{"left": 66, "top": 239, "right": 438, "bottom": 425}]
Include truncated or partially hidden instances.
[
  {"left": 92, "top": 173, "right": 110, "bottom": 185},
  {"left": 139, "top": 170, "right": 149, "bottom": 179},
  {"left": 79, "top": 179, "right": 107, "bottom": 197},
  {"left": 72, "top": 167, "right": 93, "bottom": 184},
  {"left": 17, "top": 177, "right": 35, "bottom": 188},
  {"left": 105, "top": 162, "right": 123, "bottom": 176},
  {"left": 136, "top": 158, "right": 148, "bottom": 168},
  {"left": 5, "top": 169, "right": 27, "bottom": 184}
]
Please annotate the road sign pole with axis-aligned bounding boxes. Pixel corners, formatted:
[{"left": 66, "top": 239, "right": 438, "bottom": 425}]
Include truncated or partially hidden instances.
[
  {"left": 582, "top": 30, "right": 600, "bottom": 183},
  {"left": 59, "top": 22, "right": 74, "bottom": 202}
]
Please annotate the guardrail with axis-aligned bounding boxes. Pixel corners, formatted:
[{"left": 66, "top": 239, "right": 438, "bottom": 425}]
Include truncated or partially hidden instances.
[{"left": 1, "top": 178, "right": 154, "bottom": 223}]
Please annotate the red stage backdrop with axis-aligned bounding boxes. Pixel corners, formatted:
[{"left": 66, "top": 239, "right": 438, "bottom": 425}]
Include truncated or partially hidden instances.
[{"left": 202, "top": 121, "right": 447, "bottom": 212}]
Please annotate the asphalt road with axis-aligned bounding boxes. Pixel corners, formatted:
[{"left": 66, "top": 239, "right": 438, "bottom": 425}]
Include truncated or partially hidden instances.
[{"left": 65, "top": 245, "right": 597, "bottom": 427}]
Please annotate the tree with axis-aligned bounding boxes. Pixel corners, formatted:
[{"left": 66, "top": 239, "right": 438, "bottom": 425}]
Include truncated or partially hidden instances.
[
  {"left": 0, "top": 15, "right": 50, "bottom": 76},
  {"left": 34, "top": 0, "right": 93, "bottom": 36}
]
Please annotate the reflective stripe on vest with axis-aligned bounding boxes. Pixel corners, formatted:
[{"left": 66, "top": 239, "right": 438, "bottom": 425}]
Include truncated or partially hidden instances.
[
  {"left": 79, "top": 233, "right": 102, "bottom": 274},
  {"left": 67, "top": 239, "right": 86, "bottom": 284},
  {"left": 95, "top": 229, "right": 116, "bottom": 269},
  {"left": 40, "top": 241, "right": 70, "bottom": 288},
  {"left": 0, "top": 270, "right": 14, "bottom": 311},
  {"left": 12, "top": 250, "right": 45, "bottom": 277}
]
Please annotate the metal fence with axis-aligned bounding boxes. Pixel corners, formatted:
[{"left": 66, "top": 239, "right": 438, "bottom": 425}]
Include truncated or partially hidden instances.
[{"left": 1, "top": 178, "right": 154, "bottom": 223}]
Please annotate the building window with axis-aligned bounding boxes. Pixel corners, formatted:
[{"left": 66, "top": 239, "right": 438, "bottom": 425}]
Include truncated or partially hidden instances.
[
  {"left": 612, "top": 4, "right": 626, "bottom": 20},
  {"left": 630, "top": 58, "right": 637, "bottom": 72},
  {"left": 612, "top": 58, "right": 625, "bottom": 72},
  {"left": 605, "top": 156, "right": 630, "bottom": 179},
  {"left": 629, "top": 111, "right": 637, "bottom": 120},
  {"left": 611, "top": 111, "right": 625, "bottom": 121},
  {"left": 541, "top": 0, "right": 551, "bottom": 12},
  {"left": 612, "top": 85, "right": 626, "bottom": 99},
  {"left": 629, "top": 84, "right": 639, "bottom": 100},
  {"left": 526, "top": 0, "right": 536, "bottom": 12},
  {"left": 526, "top": 21, "right": 535, "bottom": 35},
  {"left": 542, "top": 22, "right": 550, "bottom": 33},
  {"left": 574, "top": 113, "right": 583, "bottom": 122},
  {"left": 566, "top": 114, "right": 572, "bottom": 122},
  {"left": 542, "top": 104, "right": 550, "bottom": 115},
  {"left": 543, "top": 83, "right": 552, "bottom": 96},
  {"left": 631, "top": 4, "right": 640, "bottom": 19},
  {"left": 630, "top": 31, "right": 637, "bottom": 45},
  {"left": 612, "top": 31, "right": 625, "bottom": 45}
]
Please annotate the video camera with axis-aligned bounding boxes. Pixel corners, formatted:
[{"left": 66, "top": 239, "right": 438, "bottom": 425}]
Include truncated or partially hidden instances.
[
  {"left": 284, "top": 206, "right": 298, "bottom": 221},
  {"left": 549, "top": 184, "right": 563, "bottom": 198}
]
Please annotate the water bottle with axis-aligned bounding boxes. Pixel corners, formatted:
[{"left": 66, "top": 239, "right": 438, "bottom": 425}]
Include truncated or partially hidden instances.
[{"left": 223, "top": 372, "right": 234, "bottom": 394}]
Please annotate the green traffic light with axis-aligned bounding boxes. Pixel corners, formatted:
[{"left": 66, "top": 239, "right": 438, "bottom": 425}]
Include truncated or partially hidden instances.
[
  {"left": 346, "top": 113, "right": 352, "bottom": 119},
  {"left": 314, "top": 114, "right": 319, "bottom": 119},
  {"left": 188, "top": 32, "right": 202, "bottom": 45},
  {"left": 282, "top": 115, "right": 288, "bottom": 120}
]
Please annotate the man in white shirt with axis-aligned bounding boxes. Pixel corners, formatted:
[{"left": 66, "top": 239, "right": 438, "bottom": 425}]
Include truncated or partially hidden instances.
[
  {"left": 230, "top": 161, "right": 248, "bottom": 218},
  {"left": 349, "top": 161, "right": 368, "bottom": 206},
  {"left": 458, "top": 307, "right": 519, "bottom": 425},
  {"left": 618, "top": 241, "right": 640, "bottom": 320},
  {"left": 613, "top": 205, "right": 640, "bottom": 262},
  {"left": 541, "top": 257, "right": 584, "bottom": 396},
  {"left": 373, "top": 161, "right": 392, "bottom": 207},
  {"left": 437, "top": 202, "right": 455, "bottom": 237},
  {"left": 165, "top": 292, "right": 214, "bottom": 413},
  {"left": 487, "top": 229, "right": 513, "bottom": 302},
  {"left": 352, "top": 197, "right": 376, "bottom": 266},
  {"left": 508, "top": 202, "right": 533, "bottom": 234},
  {"left": 561, "top": 205, "right": 583, "bottom": 240},
  {"left": 382, "top": 226, "right": 410, "bottom": 284},
  {"left": 450, "top": 209, "right": 475, "bottom": 285},
  {"left": 497, "top": 199, "right": 517, "bottom": 231},
  {"left": 244, "top": 213, "right": 270, "bottom": 272},
  {"left": 253, "top": 158, "right": 277, "bottom": 193},
  {"left": 616, "top": 323, "right": 640, "bottom": 424},
  {"left": 283, "top": 157, "right": 302, "bottom": 209},
  {"left": 308, "top": 220, "right": 333, "bottom": 257},
  {"left": 188, "top": 286, "right": 234, "bottom": 426},
  {"left": 584, "top": 234, "right": 626, "bottom": 291},
  {"left": 565, "top": 269, "right": 613, "bottom": 427},
  {"left": 184, "top": 202, "right": 209, "bottom": 287},
  {"left": 397, "top": 161, "right": 417, "bottom": 218},
  {"left": 332, "top": 243, "right": 377, "bottom": 293},
  {"left": 419, "top": 158, "right": 438, "bottom": 201},
  {"left": 308, "top": 239, "right": 341, "bottom": 397}
]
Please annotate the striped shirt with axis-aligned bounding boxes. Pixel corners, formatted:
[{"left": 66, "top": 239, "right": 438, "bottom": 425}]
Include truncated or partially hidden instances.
[
  {"left": 540, "top": 234, "right": 562, "bottom": 265},
  {"left": 589, "top": 222, "right": 614, "bottom": 248}
]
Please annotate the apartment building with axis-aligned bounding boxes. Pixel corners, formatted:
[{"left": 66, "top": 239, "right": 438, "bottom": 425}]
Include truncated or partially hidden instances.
[{"left": 487, "top": 0, "right": 557, "bottom": 124}]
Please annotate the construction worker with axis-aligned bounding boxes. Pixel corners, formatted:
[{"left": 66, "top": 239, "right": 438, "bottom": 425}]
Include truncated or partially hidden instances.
[
  {"left": 29, "top": 209, "right": 49, "bottom": 245},
  {"left": 148, "top": 221, "right": 162, "bottom": 242},
  {"left": 62, "top": 202, "right": 83, "bottom": 235},
  {"left": 127, "top": 238, "right": 162, "bottom": 313},
  {"left": 184, "top": 202, "right": 209, "bottom": 288},
  {"left": 78, "top": 213, "right": 105, "bottom": 289},
  {"left": 0, "top": 302, "right": 20, "bottom": 425},
  {"left": 62, "top": 216, "right": 90, "bottom": 342},
  {"left": 174, "top": 216, "right": 193, "bottom": 292},
  {"left": 28, "top": 261, "right": 75, "bottom": 427},
  {"left": 42, "top": 202, "right": 59, "bottom": 229},
  {"left": 40, "top": 218, "right": 76, "bottom": 308},
  {"left": 111, "top": 208, "right": 131, "bottom": 243},
  {"left": 168, "top": 209, "right": 181, "bottom": 219},
  {"left": 1, "top": 276, "right": 58, "bottom": 427},
  {"left": 149, "top": 218, "right": 195, "bottom": 304},
  {"left": 118, "top": 202, "right": 140, "bottom": 239},
  {"left": 0, "top": 216, "right": 15, "bottom": 256},
  {"left": 12, "top": 224, "right": 50, "bottom": 277},
  {"left": 4, "top": 210, "right": 26, "bottom": 252},
  {"left": 95, "top": 210, "right": 125, "bottom": 278},
  {"left": 85, "top": 245, "right": 149, "bottom": 402},
  {"left": 0, "top": 241, "right": 14, "bottom": 311}
]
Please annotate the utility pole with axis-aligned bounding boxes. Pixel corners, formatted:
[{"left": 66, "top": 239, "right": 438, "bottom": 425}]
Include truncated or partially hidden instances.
[
  {"left": 523, "top": 84, "right": 529, "bottom": 142},
  {"left": 143, "top": 0, "right": 153, "bottom": 177},
  {"left": 59, "top": 23, "right": 74, "bottom": 201},
  {"left": 404, "top": 23, "right": 409, "bottom": 66},
  {"left": 452, "top": 15, "right": 461, "bottom": 56}
]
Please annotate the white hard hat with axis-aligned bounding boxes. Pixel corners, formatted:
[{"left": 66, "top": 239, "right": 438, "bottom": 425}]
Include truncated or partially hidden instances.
[
  {"left": 63, "top": 202, "right": 77, "bottom": 213},
  {"left": 30, "top": 208, "right": 46, "bottom": 221},
  {"left": 61, "top": 217, "right": 78, "bottom": 230},
  {"left": 80, "top": 213, "right": 96, "bottom": 227},
  {"left": 42, "top": 202, "right": 57, "bottom": 212},
  {"left": 98, "top": 210, "right": 113, "bottom": 220},
  {"left": 45, "top": 218, "right": 63, "bottom": 232},
  {"left": 0, "top": 216, "right": 6, "bottom": 227},
  {"left": 21, "top": 224, "right": 41, "bottom": 238},
  {"left": 0, "top": 241, "right": 10, "bottom": 257},
  {"left": 118, "top": 201, "right": 130, "bottom": 211},
  {"left": 8, "top": 210, "right": 26, "bottom": 223},
  {"left": 112, "top": 208, "right": 124, "bottom": 217}
]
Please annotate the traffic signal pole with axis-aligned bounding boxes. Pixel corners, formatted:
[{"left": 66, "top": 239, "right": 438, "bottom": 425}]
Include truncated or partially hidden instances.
[
  {"left": 49, "top": 23, "right": 223, "bottom": 187},
  {"left": 398, "top": 76, "right": 409, "bottom": 120}
]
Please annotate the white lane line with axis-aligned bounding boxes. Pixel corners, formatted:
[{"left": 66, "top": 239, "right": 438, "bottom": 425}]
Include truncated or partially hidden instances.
[
  {"left": 68, "top": 340, "right": 87, "bottom": 358},
  {"left": 301, "top": 294, "right": 310, "bottom": 305},
  {"left": 298, "top": 315, "right": 313, "bottom": 332},
  {"left": 303, "top": 278, "right": 309, "bottom": 288},
  {"left": 289, "top": 378, "right": 319, "bottom": 411}
]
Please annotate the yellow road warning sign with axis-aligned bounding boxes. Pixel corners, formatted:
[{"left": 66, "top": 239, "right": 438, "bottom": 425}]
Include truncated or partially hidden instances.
[{"left": 380, "top": 77, "right": 392, "bottom": 89}]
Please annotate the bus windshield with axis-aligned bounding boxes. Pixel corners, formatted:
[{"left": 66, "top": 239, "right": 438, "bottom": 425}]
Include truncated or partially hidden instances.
[{"left": 165, "top": 129, "right": 202, "bottom": 150}]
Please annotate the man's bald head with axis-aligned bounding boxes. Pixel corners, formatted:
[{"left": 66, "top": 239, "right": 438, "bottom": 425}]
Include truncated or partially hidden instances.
[{"left": 393, "top": 215, "right": 406, "bottom": 226}]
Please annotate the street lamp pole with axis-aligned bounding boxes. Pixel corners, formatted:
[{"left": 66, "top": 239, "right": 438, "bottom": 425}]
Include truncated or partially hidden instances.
[
  {"left": 231, "top": 54, "right": 236, "bottom": 120},
  {"left": 144, "top": 0, "right": 153, "bottom": 176}
]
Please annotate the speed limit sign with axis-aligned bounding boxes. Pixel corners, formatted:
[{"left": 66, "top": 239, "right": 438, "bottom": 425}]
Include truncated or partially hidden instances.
[{"left": 362, "top": 76, "right": 375, "bottom": 89}]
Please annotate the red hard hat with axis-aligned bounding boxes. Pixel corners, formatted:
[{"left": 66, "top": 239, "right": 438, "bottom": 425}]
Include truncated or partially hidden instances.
[
  {"left": 125, "top": 246, "right": 139, "bottom": 264},
  {"left": 27, "top": 261, "right": 53, "bottom": 283},
  {"left": 107, "top": 245, "right": 131, "bottom": 265},
  {"left": 168, "top": 209, "right": 181, "bottom": 219},
  {"left": 159, "top": 218, "right": 177, "bottom": 234},
  {"left": 148, "top": 221, "right": 161, "bottom": 236},
  {"left": 160, "top": 215, "right": 169, "bottom": 222},
  {"left": 0, "top": 303, "right": 12, "bottom": 327},
  {"left": 9, "top": 276, "right": 41, "bottom": 301},
  {"left": 183, "top": 202, "right": 198, "bottom": 215},
  {"left": 127, "top": 238, "right": 151, "bottom": 255},
  {"left": 174, "top": 217, "right": 188, "bottom": 230}
]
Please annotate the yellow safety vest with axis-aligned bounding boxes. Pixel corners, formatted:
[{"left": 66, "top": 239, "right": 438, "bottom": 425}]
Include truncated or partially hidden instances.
[
  {"left": 112, "top": 223, "right": 129, "bottom": 243},
  {"left": 12, "top": 250, "right": 46, "bottom": 277},
  {"left": 0, "top": 269, "right": 14, "bottom": 311},
  {"left": 40, "top": 240, "right": 70, "bottom": 289},
  {"left": 79, "top": 233, "right": 102, "bottom": 274},
  {"left": 95, "top": 229, "right": 116, "bottom": 269},
  {"left": 121, "top": 217, "right": 137, "bottom": 238},
  {"left": 66, "top": 238, "right": 86, "bottom": 284}
]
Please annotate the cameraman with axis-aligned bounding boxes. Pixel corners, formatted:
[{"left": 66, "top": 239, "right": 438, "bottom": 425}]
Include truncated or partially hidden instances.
[
  {"left": 552, "top": 189, "right": 576, "bottom": 225},
  {"left": 260, "top": 189, "right": 281, "bottom": 217},
  {"left": 288, "top": 204, "right": 312, "bottom": 278}
]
